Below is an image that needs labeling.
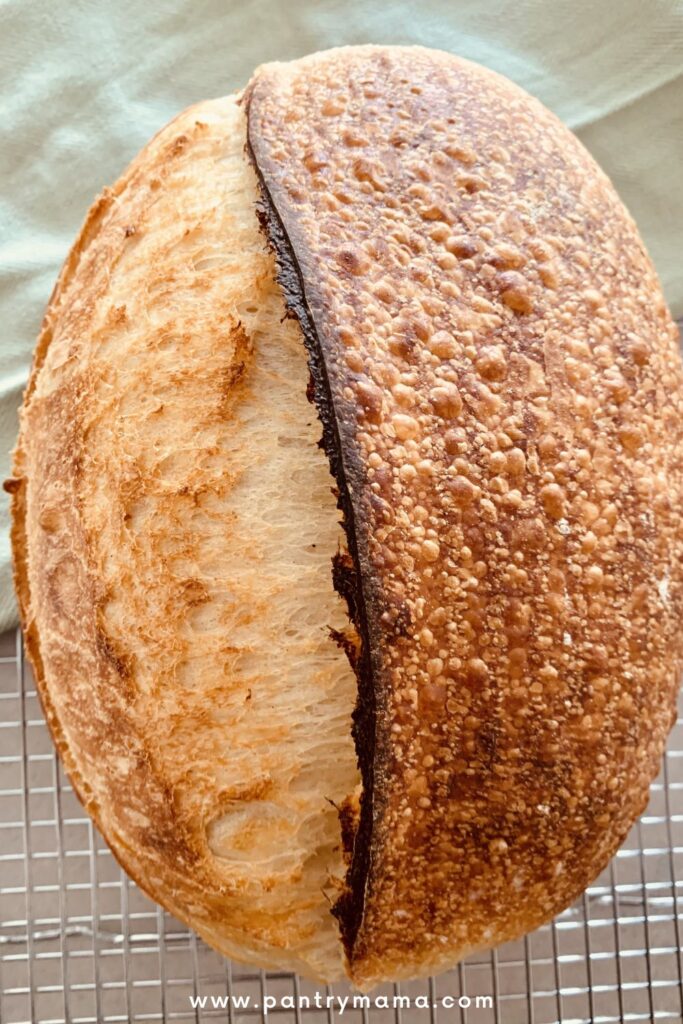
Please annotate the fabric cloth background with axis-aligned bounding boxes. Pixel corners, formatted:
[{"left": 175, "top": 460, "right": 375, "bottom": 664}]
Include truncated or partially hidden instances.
[{"left": 1, "top": 0, "right": 682, "bottom": 631}]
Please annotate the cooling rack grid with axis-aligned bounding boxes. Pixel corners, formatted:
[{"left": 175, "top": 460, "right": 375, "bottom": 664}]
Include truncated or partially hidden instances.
[{"left": 1, "top": 626, "right": 682, "bottom": 1024}]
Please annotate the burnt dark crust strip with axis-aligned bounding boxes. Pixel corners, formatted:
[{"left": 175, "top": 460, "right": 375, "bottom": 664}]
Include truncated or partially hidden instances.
[{"left": 244, "top": 89, "right": 380, "bottom": 956}]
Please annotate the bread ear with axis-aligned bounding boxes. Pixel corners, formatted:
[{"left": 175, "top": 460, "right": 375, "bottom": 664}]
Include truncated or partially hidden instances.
[{"left": 247, "top": 45, "right": 683, "bottom": 988}]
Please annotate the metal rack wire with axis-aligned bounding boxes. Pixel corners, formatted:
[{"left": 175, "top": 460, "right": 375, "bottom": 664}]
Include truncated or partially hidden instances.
[{"left": 1, "top": 625, "right": 682, "bottom": 1024}]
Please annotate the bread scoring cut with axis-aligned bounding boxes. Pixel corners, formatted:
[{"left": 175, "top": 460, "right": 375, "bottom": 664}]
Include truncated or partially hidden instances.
[{"left": 10, "top": 94, "right": 359, "bottom": 980}]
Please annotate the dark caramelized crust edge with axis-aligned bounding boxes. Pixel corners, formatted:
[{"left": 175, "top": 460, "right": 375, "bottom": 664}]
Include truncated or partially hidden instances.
[{"left": 245, "top": 123, "right": 380, "bottom": 956}]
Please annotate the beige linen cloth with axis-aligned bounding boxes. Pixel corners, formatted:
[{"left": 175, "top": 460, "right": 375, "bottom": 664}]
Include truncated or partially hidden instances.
[{"left": 0, "top": 0, "right": 681, "bottom": 630}]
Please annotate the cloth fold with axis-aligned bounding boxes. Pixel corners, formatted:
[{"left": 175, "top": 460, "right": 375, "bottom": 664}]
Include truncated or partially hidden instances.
[{"left": 1, "top": 0, "right": 681, "bottom": 630}]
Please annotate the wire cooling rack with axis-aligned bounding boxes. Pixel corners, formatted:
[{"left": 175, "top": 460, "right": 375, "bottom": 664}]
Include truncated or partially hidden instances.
[{"left": 1, "top": 626, "right": 682, "bottom": 1024}]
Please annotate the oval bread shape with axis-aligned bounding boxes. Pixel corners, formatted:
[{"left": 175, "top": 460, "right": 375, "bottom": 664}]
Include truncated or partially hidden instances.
[
  {"left": 8, "top": 44, "right": 683, "bottom": 991},
  {"left": 246, "top": 46, "right": 683, "bottom": 988}
]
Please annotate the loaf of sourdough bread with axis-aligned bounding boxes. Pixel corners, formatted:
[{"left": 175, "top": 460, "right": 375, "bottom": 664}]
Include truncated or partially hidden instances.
[{"left": 8, "top": 46, "right": 683, "bottom": 989}]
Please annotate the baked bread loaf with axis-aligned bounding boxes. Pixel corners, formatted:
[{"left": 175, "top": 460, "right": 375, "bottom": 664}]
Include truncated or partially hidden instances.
[{"left": 7, "top": 45, "right": 683, "bottom": 989}]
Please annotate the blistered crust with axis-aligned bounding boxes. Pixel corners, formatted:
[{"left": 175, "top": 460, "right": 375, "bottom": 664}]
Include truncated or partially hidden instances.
[{"left": 246, "top": 46, "right": 683, "bottom": 987}]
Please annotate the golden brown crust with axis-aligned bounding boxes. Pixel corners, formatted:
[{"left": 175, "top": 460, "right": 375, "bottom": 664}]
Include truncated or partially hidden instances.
[
  {"left": 246, "top": 45, "right": 683, "bottom": 987},
  {"left": 9, "top": 141, "right": 196, "bottom": 943}
]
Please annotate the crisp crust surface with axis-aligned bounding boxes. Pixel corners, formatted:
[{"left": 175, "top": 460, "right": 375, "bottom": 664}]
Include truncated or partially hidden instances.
[
  {"left": 10, "top": 95, "right": 360, "bottom": 980},
  {"left": 246, "top": 45, "right": 683, "bottom": 987}
]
